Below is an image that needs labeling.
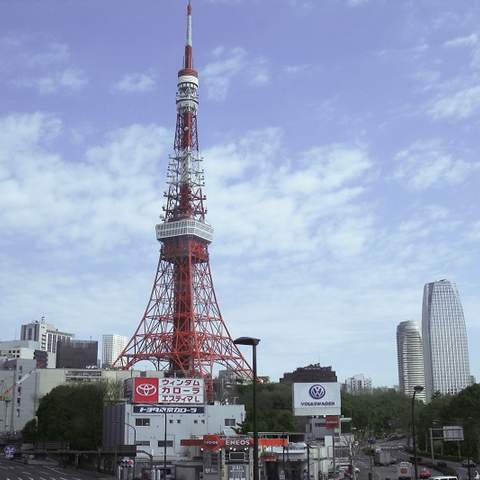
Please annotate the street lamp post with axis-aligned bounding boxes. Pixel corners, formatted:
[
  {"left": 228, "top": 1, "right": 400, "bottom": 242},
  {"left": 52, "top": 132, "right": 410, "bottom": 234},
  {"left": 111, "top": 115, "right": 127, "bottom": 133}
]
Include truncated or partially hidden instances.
[
  {"left": 163, "top": 409, "right": 168, "bottom": 480},
  {"left": 412, "top": 385, "right": 424, "bottom": 480},
  {"left": 234, "top": 336, "right": 260, "bottom": 480}
]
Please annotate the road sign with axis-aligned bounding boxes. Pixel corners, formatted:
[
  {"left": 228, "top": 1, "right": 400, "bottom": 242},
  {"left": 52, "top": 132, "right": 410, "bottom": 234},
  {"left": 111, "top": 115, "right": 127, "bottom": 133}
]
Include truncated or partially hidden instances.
[
  {"left": 4, "top": 445, "right": 16, "bottom": 459},
  {"left": 443, "top": 426, "right": 464, "bottom": 442}
]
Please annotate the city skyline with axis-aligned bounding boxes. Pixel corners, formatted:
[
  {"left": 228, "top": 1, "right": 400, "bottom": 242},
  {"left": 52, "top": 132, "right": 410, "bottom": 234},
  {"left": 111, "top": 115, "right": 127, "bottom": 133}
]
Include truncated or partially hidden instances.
[{"left": 1, "top": 1, "right": 479, "bottom": 385}]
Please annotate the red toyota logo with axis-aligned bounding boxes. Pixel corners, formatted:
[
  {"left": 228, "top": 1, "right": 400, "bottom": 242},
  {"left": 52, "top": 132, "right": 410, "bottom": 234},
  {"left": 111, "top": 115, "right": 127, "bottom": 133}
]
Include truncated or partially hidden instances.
[
  {"left": 136, "top": 383, "right": 157, "bottom": 396},
  {"left": 133, "top": 378, "right": 159, "bottom": 404}
]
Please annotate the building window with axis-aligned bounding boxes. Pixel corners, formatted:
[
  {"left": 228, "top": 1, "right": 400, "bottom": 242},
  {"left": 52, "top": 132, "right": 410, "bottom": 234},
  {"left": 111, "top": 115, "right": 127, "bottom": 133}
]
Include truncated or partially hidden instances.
[
  {"left": 201, "top": 420, "right": 205, "bottom": 424},
  {"left": 194, "top": 420, "right": 198, "bottom": 424},
  {"left": 224, "top": 418, "right": 236, "bottom": 426},
  {"left": 135, "top": 418, "right": 150, "bottom": 427},
  {"left": 176, "top": 419, "right": 181, "bottom": 424},
  {"left": 157, "top": 440, "right": 174, "bottom": 447},
  {"left": 169, "top": 419, "right": 174, "bottom": 424},
  {"left": 135, "top": 440, "right": 150, "bottom": 446}
]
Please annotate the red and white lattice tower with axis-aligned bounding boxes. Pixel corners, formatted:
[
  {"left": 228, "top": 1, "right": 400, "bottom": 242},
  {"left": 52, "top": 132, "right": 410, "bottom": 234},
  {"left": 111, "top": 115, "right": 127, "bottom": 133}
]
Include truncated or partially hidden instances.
[{"left": 114, "top": 2, "right": 252, "bottom": 382}]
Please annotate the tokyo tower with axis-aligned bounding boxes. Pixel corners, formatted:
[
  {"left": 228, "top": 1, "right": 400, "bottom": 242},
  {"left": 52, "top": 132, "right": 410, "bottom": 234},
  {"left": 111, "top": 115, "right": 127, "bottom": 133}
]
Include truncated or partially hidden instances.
[{"left": 115, "top": 2, "right": 252, "bottom": 381}]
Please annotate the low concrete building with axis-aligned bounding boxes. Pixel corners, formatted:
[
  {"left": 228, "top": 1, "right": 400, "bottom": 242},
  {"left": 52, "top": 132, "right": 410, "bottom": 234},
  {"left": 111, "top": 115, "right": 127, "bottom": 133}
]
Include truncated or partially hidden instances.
[
  {"left": 103, "top": 401, "right": 245, "bottom": 460},
  {"left": 0, "top": 358, "right": 161, "bottom": 433}
]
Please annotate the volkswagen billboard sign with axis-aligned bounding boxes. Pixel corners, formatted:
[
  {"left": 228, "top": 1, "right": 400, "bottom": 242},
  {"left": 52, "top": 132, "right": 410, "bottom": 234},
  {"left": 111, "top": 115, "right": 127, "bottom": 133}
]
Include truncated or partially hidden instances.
[{"left": 293, "top": 382, "right": 341, "bottom": 416}]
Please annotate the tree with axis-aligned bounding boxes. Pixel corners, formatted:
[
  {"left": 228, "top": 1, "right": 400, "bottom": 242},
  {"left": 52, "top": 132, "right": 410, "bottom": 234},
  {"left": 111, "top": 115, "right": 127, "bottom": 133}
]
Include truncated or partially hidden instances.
[
  {"left": 33, "top": 381, "right": 115, "bottom": 450},
  {"left": 236, "top": 382, "right": 294, "bottom": 433},
  {"left": 342, "top": 388, "right": 415, "bottom": 436}
]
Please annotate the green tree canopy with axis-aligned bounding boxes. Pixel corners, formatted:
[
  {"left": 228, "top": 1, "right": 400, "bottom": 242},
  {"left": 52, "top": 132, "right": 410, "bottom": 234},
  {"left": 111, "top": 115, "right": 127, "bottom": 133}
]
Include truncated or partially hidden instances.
[{"left": 30, "top": 381, "right": 113, "bottom": 450}]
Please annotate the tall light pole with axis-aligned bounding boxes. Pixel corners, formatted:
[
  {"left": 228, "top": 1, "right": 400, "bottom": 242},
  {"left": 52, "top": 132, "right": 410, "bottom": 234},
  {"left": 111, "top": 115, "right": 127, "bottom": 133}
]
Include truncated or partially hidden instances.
[
  {"left": 412, "top": 385, "right": 424, "bottom": 480},
  {"left": 234, "top": 337, "right": 260, "bottom": 480}
]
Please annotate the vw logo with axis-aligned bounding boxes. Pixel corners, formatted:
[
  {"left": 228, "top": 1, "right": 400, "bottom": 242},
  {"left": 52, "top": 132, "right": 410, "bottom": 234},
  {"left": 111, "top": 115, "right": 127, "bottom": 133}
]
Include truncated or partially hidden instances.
[
  {"left": 309, "top": 384, "right": 326, "bottom": 400},
  {"left": 136, "top": 383, "right": 157, "bottom": 396}
]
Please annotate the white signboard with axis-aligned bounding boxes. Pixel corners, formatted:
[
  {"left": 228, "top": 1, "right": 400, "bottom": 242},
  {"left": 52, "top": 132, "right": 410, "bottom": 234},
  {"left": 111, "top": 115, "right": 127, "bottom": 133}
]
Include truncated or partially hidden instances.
[
  {"left": 159, "top": 378, "right": 204, "bottom": 404},
  {"left": 443, "top": 426, "right": 464, "bottom": 442},
  {"left": 293, "top": 382, "right": 341, "bottom": 416}
]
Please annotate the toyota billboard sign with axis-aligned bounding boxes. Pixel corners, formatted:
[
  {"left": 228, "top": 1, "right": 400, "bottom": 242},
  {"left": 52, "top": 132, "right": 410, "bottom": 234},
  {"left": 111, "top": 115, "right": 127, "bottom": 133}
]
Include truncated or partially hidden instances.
[
  {"left": 159, "top": 378, "right": 204, "bottom": 404},
  {"left": 132, "top": 377, "right": 204, "bottom": 404},
  {"left": 293, "top": 382, "right": 341, "bottom": 416}
]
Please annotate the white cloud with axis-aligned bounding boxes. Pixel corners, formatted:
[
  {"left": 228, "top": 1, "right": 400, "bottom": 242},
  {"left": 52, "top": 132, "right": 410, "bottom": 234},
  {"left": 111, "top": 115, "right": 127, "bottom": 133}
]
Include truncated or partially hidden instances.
[
  {"left": 428, "top": 86, "right": 480, "bottom": 120},
  {"left": 394, "top": 140, "right": 480, "bottom": 190},
  {"left": 347, "top": 0, "right": 369, "bottom": 6},
  {"left": 283, "top": 64, "right": 311, "bottom": 74},
  {"left": 113, "top": 72, "right": 156, "bottom": 93},
  {"left": 444, "top": 33, "right": 479, "bottom": 48},
  {"left": 1, "top": 36, "right": 88, "bottom": 94},
  {"left": 26, "top": 42, "right": 70, "bottom": 67},
  {"left": 204, "top": 129, "right": 374, "bottom": 259},
  {"left": 203, "top": 47, "right": 269, "bottom": 101},
  {"left": 0, "top": 112, "right": 170, "bottom": 252},
  {"left": 15, "top": 68, "right": 88, "bottom": 94}
]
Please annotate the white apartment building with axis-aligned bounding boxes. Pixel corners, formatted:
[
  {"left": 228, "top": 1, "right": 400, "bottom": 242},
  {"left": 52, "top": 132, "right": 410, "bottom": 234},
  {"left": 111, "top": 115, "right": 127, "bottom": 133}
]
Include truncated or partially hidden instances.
[
  {"left": 396, "top": 320, "right": 426, "bottom": 402},
  {"left": 20, "top": 318, "right": 73, "bottom": 354},
  {"left": 344, "top": 374, "right": 372, "bottom": 394},
  {"left": 102, "top": 334, "right": 128, "bottom": 367},
  {"left": 422, "top": 280, "right": 471, "bottom": 401}
]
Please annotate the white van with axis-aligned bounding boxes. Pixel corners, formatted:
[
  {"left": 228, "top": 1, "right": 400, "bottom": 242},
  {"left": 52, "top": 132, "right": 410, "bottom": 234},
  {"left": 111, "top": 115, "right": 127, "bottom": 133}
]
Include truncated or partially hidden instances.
[{"left": 429, "top": 476, "right": 458, "bottom": 480}]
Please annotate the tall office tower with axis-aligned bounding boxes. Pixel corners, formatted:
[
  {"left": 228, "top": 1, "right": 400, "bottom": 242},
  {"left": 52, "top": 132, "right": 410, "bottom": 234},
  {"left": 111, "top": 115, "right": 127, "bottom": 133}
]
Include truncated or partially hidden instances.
[
  {"left": 102, "top": 334, "right": 128, "bottom": 367},
  {"left": 396, "top": 320, "right": 426, "bottom": 402},
  {"left": 422, "top": 279, "right": 471, "bottom": 401}
]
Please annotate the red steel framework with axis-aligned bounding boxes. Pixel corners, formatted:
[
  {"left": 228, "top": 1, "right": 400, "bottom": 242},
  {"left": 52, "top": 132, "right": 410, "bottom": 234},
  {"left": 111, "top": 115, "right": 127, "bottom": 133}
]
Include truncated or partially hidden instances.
[{"left": 114, "top": 2, "right": 252, "bottom": 382}]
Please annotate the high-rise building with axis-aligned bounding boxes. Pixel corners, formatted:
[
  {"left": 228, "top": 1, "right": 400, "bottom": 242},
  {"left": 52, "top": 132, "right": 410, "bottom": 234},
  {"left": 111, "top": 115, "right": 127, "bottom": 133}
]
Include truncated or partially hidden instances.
[
  {"left": 102, "top": 334, "right": 128, "bottom": 367},
  {"left": 20, "top": 318, "right": 73, "bottom": 354},
  {"left": 422, "top": 279, "right": 471, "bottom": 401},
  {"left": 396, "top": 320, "right": 425, "bottom": 401},
  {"left": 344, "top": 374, "right": 372, "bottom": 394}
]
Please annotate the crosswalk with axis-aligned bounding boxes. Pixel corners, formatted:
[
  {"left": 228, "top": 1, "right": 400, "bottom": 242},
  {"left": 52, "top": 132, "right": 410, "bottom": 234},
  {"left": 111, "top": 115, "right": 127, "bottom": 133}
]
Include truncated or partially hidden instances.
[{"left": 0, "top": 459, "right": 110, "bottom": 480}]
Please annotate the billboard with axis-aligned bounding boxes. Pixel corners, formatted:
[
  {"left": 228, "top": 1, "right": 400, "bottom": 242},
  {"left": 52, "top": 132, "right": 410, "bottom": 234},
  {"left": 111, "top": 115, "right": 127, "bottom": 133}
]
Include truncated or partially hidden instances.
[
  {"left": 132, "top": 377, "right": 204, "bottom": 404},
  {"left": 159, "top": 378, "right": 204, "bottom": 404},
  {"left": 292, "top": 382, "right": 341, "bottom": 416}
]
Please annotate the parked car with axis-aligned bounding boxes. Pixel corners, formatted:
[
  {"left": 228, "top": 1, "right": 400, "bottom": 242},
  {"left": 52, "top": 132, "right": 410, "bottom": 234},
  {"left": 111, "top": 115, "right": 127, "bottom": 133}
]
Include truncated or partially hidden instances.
[
  {"left": 462, "top": 460, "right": 476, "bottom": 468},
  {"left": 419, "top": 468, "right": 432, "bottom": 479}
]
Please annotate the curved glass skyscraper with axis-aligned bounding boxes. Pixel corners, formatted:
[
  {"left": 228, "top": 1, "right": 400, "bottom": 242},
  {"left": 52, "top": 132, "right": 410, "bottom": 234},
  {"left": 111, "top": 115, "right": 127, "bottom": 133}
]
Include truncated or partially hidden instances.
[
  {"left": 422, "top": 279, "right": 471, "bottom": 401},
  {"left": 397, "top": 320, "right": 426, "bottom": 402}
]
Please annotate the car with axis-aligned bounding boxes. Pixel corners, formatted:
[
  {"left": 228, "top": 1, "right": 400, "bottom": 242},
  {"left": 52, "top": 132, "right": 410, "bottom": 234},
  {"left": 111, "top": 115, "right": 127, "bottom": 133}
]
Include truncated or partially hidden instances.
[
  {"left": 419, "top": 468, "right": 432, "bottom": 479},
  {"left": 462, "top": 460, "right": 476, "bottom": 468}
]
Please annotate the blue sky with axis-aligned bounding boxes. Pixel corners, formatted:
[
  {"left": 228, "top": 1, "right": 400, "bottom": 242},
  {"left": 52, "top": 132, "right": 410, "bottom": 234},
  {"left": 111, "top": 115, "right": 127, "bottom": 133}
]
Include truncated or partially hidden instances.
[{"left": 1, "top": 0, "right": 479, "bottom": 386}]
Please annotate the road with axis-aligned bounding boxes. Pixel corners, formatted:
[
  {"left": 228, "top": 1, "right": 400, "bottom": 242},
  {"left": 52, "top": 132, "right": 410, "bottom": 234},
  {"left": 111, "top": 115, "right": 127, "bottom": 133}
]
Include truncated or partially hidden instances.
[
  {"left": 0, "top": 457, "right": 114, "bottom": 480},
  {"left": 358, "top": 440, "right": 478, "bottom": 480}
]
